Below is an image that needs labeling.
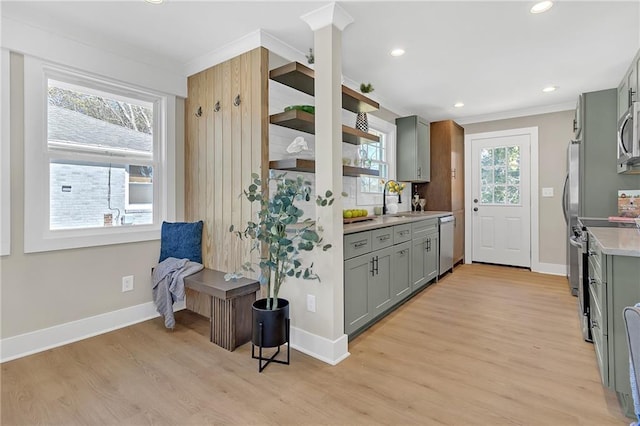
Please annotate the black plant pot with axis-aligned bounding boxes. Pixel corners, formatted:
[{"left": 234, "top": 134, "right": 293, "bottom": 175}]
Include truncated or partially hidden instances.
[{"left": 251, "top": 298, "right": 289, "bottom": 348}]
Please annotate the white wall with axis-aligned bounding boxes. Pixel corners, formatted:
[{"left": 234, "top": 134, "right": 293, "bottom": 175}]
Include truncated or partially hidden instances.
[
  {"left": 0, "top": 25, "right": 186, "bottom": 359},
  {"left": 463, "top": 110, "right": 574, "bottom": 273}
]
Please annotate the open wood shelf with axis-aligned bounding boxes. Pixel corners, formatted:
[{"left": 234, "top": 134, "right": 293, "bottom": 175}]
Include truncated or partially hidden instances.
[
  {"left": 269, "top": 110, "right": 380, "bottom": 145},
  {"left": 269, "top": 158, "right": 380, "bottom": 177},
  {"left": 269, "top": 62, "right": 380, "bottom": 113}
]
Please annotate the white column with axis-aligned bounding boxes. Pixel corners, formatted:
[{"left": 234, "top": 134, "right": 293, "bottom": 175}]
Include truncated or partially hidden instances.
[{"left": 287, "top": 3, "right": 352, "bottom": 364}]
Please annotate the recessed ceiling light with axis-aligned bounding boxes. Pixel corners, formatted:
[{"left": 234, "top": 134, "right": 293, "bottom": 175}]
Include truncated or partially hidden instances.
[
  {"left": 454, "top": 102, "right": 465, "bottom": 108},
  {"left": 530, "top": 1, "right": 553, "bottom": 14},
  {"left": 390, "top": 48, "right": 405, "bottom": 57},
  {"left": 145, "top": 0, "right": 163, "bottom": 4},
  {"left": 542, "top": 86, "right": 557, "bottom": 93}
]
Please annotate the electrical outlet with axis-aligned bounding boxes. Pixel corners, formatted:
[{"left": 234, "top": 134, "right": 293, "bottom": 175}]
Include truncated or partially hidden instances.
[
  {"left": 542, "top": 187, "right": 554, "bottom": 197},
  {"left": 306, "top": 294, "right": 316, "bottom": 312},
  {"left": 122, "top": 275, "right": 134, "bottom": 292}
]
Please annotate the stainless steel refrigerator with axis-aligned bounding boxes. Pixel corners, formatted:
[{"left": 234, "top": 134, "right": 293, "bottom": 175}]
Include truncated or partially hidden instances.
[
  {"left": 562, "top": 140, "right": 580, "bottom": 296},
  {"left": 562, "top": 89, "right": 639, "bottom": 296}
]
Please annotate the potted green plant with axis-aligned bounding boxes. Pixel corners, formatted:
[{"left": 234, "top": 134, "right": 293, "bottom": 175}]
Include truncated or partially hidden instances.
[
  {"left": 230, "top": 172, "right": 335, "bottom": 370},
  {"left": 356, "top": 83, "right": 375, "bottom": 132}
]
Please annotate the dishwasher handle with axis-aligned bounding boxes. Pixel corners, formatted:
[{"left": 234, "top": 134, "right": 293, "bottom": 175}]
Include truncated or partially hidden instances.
[{"left": 439, "top": 215, "right": 455, "bottom": 224}]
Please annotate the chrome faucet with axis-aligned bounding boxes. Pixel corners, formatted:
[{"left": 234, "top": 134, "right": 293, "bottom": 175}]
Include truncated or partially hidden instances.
[{"left": 382, "top": 179, "right": 400, "bottom": 215}]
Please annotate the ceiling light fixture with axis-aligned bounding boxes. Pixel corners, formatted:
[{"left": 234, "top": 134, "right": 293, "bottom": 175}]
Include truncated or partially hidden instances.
[
  {"left": 454, "top": 102, "right": 465, "bottom": 108},
  {"left": 542, "top": 86, "right": 557, "bottom": 93},
  {"left": 145, "top": 0, "right": 163, "bottom": 4},
  {"left": 390, "top": 48, "right": 405, "bottom": 57},
  {"left": 530, "top": 1, "right": 553, "bottom": 14}
]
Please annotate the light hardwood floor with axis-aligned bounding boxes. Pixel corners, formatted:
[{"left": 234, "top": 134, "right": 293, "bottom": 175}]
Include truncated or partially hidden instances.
[{"left": 1, "top": 264, "right": 631, "bottom": 425}]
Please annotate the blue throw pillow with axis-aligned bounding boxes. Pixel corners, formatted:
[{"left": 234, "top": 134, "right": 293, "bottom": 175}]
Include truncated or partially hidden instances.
[{"left": 159, "top": 221, "right": 204, "bottom": 264}]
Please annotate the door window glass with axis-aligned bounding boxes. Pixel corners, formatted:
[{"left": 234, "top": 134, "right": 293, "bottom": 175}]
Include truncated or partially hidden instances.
[{"left": 479, "top": 145, "right": 521, "bottom": 205}]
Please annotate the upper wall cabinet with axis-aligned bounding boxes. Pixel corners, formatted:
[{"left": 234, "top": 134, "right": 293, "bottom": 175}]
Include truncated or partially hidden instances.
[
  {"left": 396, "top": 115, "right": 430, "bottom": 182},
  {"left": 617, "top": 49, "right": 639, "bottom": 120}
]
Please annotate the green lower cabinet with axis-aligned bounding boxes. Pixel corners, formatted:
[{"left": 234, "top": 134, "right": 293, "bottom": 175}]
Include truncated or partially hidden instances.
[
  {"left": 345, "top": 220, "right": 442, "bottom": 337},
  {"left": 411, "top": 231, "right": 439, "bottom": 292},
  {"left": 605, "top": 254, "right": 640, "bottom": 418},
  {"left": 369, "top": 246, "right": 393, "bottom": 319},
  {"left": 391, "top": 241, "right": 412, "bottom": 304},
  {"left": 588, "top": 233, "right": 640, "bottom": 419},
  {"left": 344, "top": 254, "right": 372, "bottom": 335},
  {"left": 344, "top": 246, "right": 393, "bottom": 336}
]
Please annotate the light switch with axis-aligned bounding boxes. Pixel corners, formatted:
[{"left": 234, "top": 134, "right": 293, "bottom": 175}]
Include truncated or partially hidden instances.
[{"left": 542, "top": 187, "right": 554, "bottom": 197}]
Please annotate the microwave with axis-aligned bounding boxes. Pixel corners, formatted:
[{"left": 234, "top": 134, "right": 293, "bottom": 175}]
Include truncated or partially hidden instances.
[{"left": 617, "top": 102, "right": 640, "bottom": 166}]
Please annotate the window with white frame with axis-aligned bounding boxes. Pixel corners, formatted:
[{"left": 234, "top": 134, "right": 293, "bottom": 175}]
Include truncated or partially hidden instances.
[
  {"left": 359, "top": 128, "right": 389, "bottom": 194},
  {"left": 24, "top": 57, "right": 172, "bottom": 252},
  {"left": 355, "top": 115, "right": 397, "bottom": 206}
]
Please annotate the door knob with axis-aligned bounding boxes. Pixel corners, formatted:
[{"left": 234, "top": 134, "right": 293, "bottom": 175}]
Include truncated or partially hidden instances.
[
  {"left": 473, "top": 207, "right": 478, "bottom": 212},
  {"left": 473, "top": 199, "right": 478, "bottom": 203}
]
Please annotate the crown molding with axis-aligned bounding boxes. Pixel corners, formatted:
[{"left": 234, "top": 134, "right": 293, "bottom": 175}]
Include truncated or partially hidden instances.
[
  {"left": 456, "top": 101, "right": 575, "bottom": 125},
  {"left": 300, "top": 2, "right": 354, "bottom": 32}
]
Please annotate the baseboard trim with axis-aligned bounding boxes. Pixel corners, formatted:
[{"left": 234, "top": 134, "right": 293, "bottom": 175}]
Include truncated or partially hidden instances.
[
  {"left": 289, "top": 326, "right": 350, "bottom": 366},
  {"left": 0, "top": 300, "right": 186, "bottom": 363},
  {"left": 532, "top": 262, "right": 566, "bottom": 276}
]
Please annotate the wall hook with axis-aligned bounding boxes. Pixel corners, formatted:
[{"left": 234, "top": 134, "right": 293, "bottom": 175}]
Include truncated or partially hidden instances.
[
  {"left": 214, "top": 101, "right": 221, "bottom": 112},
  {"left": 233, "top": 94, "right": 241, "bottom": 107},
  {"left": 195, "top": 106, "right": 203, "bottom": 117}
]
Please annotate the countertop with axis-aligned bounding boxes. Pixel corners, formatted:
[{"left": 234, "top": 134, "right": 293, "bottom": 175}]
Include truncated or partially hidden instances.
[
  {"left": 343, "top": 211, "right": 452, "bottom": 235},
  {"left": 588, "top": 227, "right": 640, "bottom": 257}
]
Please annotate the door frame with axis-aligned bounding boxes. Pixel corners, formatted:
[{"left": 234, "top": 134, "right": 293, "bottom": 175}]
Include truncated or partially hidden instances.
[{"left": 464, "top": 127, "right": 539, "bottom": 270}]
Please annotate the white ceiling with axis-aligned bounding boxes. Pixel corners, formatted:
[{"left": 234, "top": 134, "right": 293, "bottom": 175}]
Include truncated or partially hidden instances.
[{"left": 2, "top": 1, "right": 639, "bottom": 123}]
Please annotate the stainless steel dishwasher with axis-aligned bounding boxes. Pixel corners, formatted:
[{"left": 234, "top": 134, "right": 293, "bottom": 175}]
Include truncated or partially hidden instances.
[{"left": 439, "top": 215, "right": 454, "bottom": 276}]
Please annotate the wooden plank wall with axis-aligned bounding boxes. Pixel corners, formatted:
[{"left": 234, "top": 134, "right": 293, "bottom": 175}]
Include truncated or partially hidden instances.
[{"left": 184, "top": 48, "right": 268, "bottom": 313}]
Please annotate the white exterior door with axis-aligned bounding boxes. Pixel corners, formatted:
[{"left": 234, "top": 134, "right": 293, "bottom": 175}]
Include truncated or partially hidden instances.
[{"left": 470, "top": 132, "right": 531, "bottom": 267}]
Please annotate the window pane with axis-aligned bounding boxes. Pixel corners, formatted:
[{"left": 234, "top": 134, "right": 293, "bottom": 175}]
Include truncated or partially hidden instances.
[
  {"left": 481, "top": 148, "right": 493, "bottom": 168},
  {"left": 50, "top": 161, "right": 153, "bottom": 230},
  {"left": 506, "top": 185, "right": 520, "bottom": 205},
  {"left": 494, "top": 166, "right": 506, "bottom": 184},
  {"left": 494, "top": 147, "right": 506, "bottom": 165},
  {"left": 48, "top": 79, "right": 153, "bottom": 156},
  {"left": 481, "top": 168, "right": 494, "bottom": 185},
  {"left": 481, "top": 185, "right": 494, "bottom": 203},
  {"left": 494, "top": 185, "right": 506, "bottom": 203}
]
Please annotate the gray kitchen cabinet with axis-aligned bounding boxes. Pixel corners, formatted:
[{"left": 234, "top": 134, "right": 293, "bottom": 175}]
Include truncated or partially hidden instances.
[
  {"left": 344, "top": 245, "right": 393, "bottom": 336},
  {"left": 411, "top": 219, "right": 439, "bottom": 292},
  {"left": 588, "top": 233, "right": 640, "bottom": 418},
  {"left": 369, "top": 246, "right": 393, "bottom": 319},
  {"left": 617, "top": 49, "right": 639, "bottom": 119},
  {"left": 396, "top": 115, "right": 430, "bottom": 182},
  {"left": 344, "top": 254, "right": 373, "bottom": 335},
  {"left": 344, "top": 221, "right": 441, "bottom": 337},
  {"left": 391, "top": 241, "right": 412, "bottom": 304}
]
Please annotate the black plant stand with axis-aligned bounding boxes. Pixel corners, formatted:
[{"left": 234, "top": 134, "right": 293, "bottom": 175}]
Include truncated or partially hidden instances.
[{"left": 251, "top": 318, "right": 290, "bottom": 372}]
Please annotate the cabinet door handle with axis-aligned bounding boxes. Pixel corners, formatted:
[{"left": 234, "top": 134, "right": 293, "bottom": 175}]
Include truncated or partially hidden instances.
[
  {"left": 374, "top": 256, "right": 379, "bottom": 275},
  {"left": 399, "top": 230, "right": 410, "bottom": 236},
  {"left": 399, "top": 249, "right": 408, "bottom": 256},
  {"left": 589, "top": 278, "right": 597, "bottom": 285},
  {"left": 354, "top": 240, "right": 368, "bottom": 248},
  {"left": 378, "top": 235, "right": 390, "bottom": 242},
  {"left": 370, "top": 258, "right": 375, "bottom": 276},
  {"left": 591, "top": 319, "right": 599, "bottom": 329},
  {"left": 587, "top": 249, "right": 596, "bottom": 257},
  {"left": 417, "top": 166, "right": 422, "bottom": 177}
]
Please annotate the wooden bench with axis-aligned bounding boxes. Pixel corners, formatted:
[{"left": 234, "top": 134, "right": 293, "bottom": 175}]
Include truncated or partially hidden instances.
[{"left": 184, "top": 269, "right": 259, "bottom": 351}]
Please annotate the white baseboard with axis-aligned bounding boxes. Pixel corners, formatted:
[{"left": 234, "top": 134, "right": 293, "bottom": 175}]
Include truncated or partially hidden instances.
[
  {"left": 0, "top": 300, "right": 186, "bottom": 363},
  {"left": 532, "top": 262, "right": 567, "bottom": 276},
  {"left": 289, "top": 326, "right": 350, "bottom": 366}
]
